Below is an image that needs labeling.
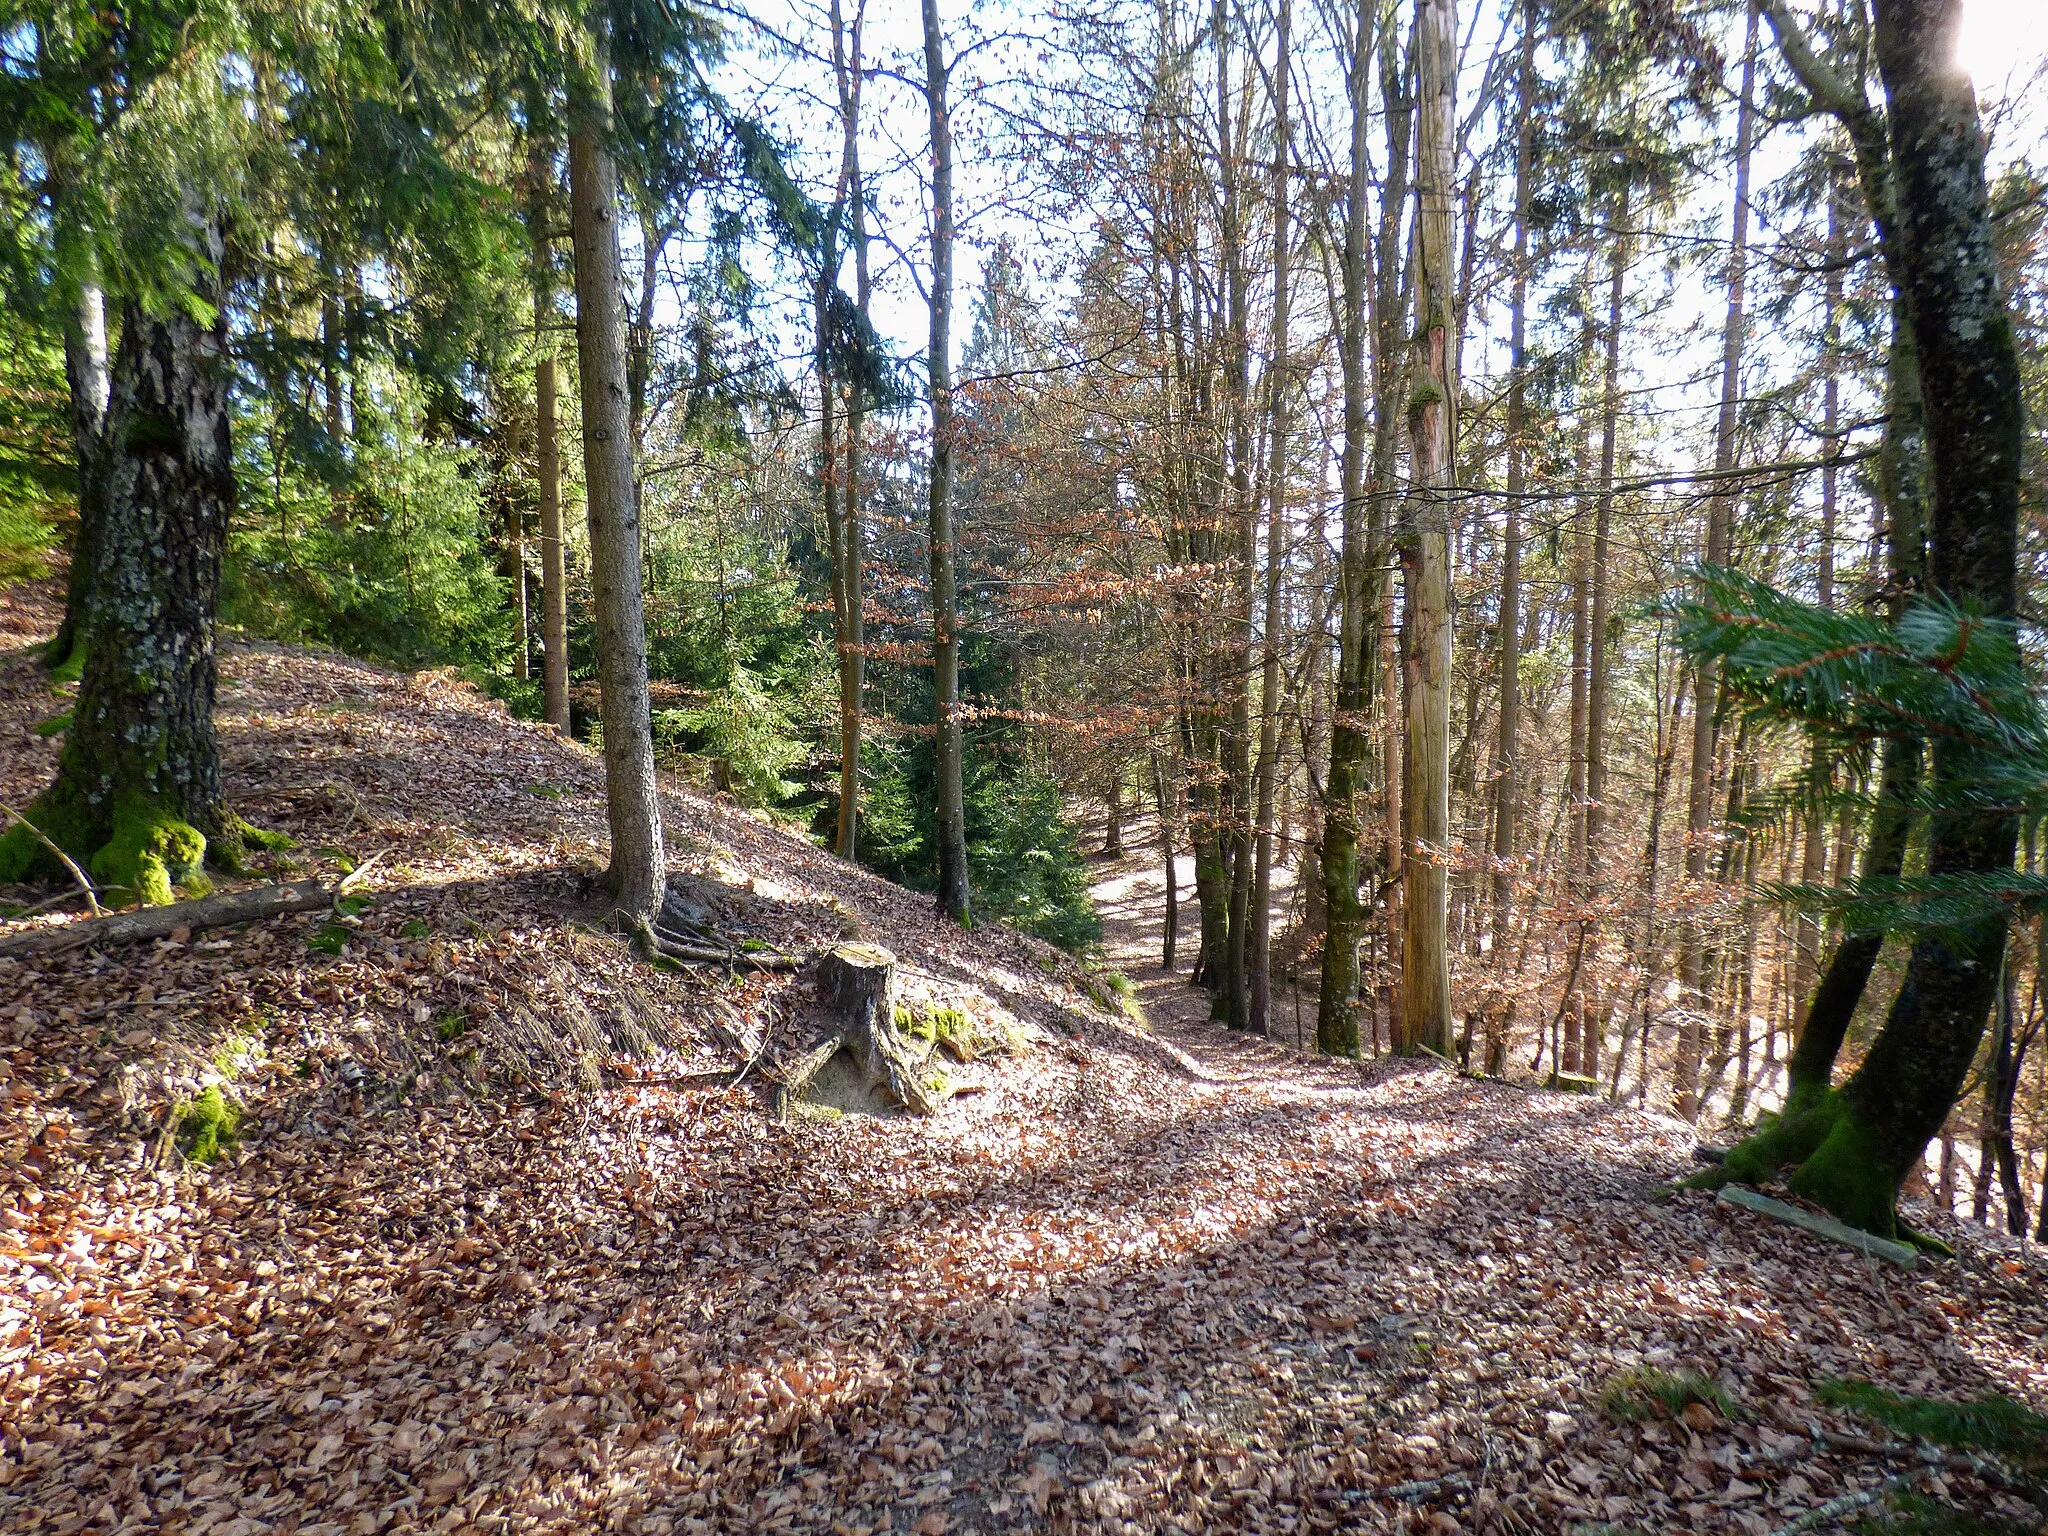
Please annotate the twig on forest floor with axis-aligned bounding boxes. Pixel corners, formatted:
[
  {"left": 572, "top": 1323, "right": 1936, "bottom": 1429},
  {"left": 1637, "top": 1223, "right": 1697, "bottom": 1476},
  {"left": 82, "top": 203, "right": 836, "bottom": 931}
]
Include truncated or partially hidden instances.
[
  {"left": 0, "top": 799, "right": 102, "bottom": 916},
  {"left": 1366, "top": 1471, "right": 1471, "bottom": 1501},
  {"left": 1765, "top": 1468, "right": 1929, "bottom": 1536}
]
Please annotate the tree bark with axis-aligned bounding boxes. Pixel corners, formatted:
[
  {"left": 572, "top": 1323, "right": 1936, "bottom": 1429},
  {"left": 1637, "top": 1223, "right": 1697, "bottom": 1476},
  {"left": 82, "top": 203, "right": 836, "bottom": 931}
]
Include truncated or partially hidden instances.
[
  {"left": 1317, "top": 0, "right": 1378, "bottom": 1058},
  {"left": 1248, "top": 0, "right": 1293, "bottom": 1037},
  {"left": 1398, "top": 0, "right": 1456, "bottom": 1058},
  {"left": 567, "top": 23, "right": 664, "bottom": 921},
  {"left": 1, "top": 218, "right": 244, "bottom": 904},
  {"left": 1732, "top": 0, "right": 2024, "bottom": 1237},
  {"left": 922, "top": 0, "right": 972, "bottom": 925},
  {"left": 1584, "top": 186, "right": 1629, "bottom": 874},
  {"left": 1676, "top": 0, "right": 1759, "bottom": 1119},
  {"left": 1490, "top": 0, "right": 1534, "bottom": 956}
]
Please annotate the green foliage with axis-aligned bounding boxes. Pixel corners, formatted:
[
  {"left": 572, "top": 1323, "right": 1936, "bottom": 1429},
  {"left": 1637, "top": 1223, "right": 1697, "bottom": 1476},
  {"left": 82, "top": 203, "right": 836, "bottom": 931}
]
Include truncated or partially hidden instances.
[
  {"left": 1598, "top": 1366, "right": 1740, "bottom": 1424},
  {"left": 176, "top": 1086, "right": 242, "bottom": 1165},
  {"left": 32, "top": 711, "right": 72, "bottom": 738},
  {"left": 1864, "top": 1494, "right": 2039, "bottom": 1536},
  {"left": 0, "top": 305, "right": 67, "bottom": 585},
  {"left": 1820, "top": 1380, "right": 2048, "bottom": 1480},
  {"left": 226, "top": 382, "right": 509, "bottom": 668},
  {"left": 654, "top": 654, "right": 814, "bottom": 807},
  {"left": 856, "top": 741, "right": 1100, "bottom": 951},
  {"left": 1668, "top": 567, "right": 2045, "bottom": 935},
  {"left": 308, "top": 923, "right": 350, "bottom": 957},
  {"left": 1821, "top": 1380, "right": 2047, "bottom": 1533},
  {"left": 969, "top": 767, "right": 1102, "bottom": 951}
]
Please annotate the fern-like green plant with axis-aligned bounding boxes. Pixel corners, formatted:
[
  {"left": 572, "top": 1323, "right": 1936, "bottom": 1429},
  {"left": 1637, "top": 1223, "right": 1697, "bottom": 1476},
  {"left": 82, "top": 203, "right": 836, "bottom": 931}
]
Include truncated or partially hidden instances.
[{"left": 1665, "top": 567, "right": 2048, "bottom": 936}]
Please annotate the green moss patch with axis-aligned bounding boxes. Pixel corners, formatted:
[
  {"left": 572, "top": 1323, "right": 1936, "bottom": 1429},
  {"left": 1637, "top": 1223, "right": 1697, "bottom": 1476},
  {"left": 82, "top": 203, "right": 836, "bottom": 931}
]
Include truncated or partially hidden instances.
[
  {"left": 175, "top": 1086, "right": 244, "bottom": 1164},
  {"left": 88, "top": 796, "right": 207, "bottom": 907},
  {"left": 47, "top": 642, "right": 85, "bottom": 685},
  {"left": 32, "top": 710, "right": 72, "bottom": 738}
]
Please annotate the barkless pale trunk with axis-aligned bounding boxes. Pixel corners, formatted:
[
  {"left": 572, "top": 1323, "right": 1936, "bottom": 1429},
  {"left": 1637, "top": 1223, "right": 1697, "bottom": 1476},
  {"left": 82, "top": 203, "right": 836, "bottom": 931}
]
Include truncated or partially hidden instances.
[{"left": 1398, "top": 0, "right": 1457, "bottom": 1058}]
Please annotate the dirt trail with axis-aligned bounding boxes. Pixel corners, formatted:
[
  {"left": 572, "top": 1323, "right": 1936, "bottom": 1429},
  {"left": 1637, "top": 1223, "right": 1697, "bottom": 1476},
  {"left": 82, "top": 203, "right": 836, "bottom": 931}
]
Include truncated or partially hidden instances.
[
  {"left": 2, "top": 629, "right": 2044, "bottom": 1536},
  {"left": 1086, "top": 820, "right": 1324, "bottom": 1053}
]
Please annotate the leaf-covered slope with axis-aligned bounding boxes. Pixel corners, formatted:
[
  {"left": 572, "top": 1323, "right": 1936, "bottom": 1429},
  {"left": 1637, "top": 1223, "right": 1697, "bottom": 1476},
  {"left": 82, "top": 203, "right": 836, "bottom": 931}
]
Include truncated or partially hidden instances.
[{"left": 0, "top": 619, "right": 2043, "bottom": 1536}]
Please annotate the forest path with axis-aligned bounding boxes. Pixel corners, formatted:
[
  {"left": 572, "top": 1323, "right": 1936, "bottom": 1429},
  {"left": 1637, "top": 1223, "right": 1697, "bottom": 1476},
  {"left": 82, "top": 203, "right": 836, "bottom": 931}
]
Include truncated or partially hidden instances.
[
  {"left": 1086, "top": 813, "right": 1326, "bottom": 1054},
  {"left": 3, "top": 624, "right": 2043, "bottom": 1536}
]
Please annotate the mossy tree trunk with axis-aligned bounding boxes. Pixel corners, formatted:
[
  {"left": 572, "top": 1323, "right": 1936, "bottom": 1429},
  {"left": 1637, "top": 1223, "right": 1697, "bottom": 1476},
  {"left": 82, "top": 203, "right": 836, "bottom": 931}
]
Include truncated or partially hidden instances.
[
  {"left": 1, "top": 224, "right": 245, "bottom": 905},
  {"left": 1760, "top": 0, "right": 1930, "bottom": 1113},
  {"left": 1714, "top": 0, "right": 2023, "bottom": 1238}
]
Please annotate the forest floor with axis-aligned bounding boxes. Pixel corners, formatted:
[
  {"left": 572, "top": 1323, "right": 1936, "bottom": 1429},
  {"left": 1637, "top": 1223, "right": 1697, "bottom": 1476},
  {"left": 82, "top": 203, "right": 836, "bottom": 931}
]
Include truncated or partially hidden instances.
[{"left": 2, "top": 588, "right": 2046, "bottom": 1536}]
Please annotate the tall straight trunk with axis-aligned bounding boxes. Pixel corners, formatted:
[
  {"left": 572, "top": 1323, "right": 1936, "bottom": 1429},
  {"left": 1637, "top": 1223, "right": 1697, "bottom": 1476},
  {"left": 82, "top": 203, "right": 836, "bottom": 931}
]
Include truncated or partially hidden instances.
[
  {"left": 1794, "top": 178, "right": 1845, "bottom": 1017},
  {"left": 50, "top": 268, "right": 109, "bottom": 669},
  {"left": 1584, "top": 186, "right": 1629, "bottom": 873},
  {"left": 1398, "top": 0, "right": 1457, "bottom": 1058},
  {"left": 1755, "top": 0, "right": 2025, "bottom": 1235},
  {"left": 1566, "top": 402, "right": 1591, "bottom": 886},
  {"left": 1490, "top": 0, "right": 1534, "bottom": 952},
  {"left": 1317, "top": 0, "right": 1378, "bottom": 1057},
  {"left": 568, "top": 24, "right": 664, "bottom": 921},
  {"left": 1155, "top": 749, "right": 1180, "bottom": 972},
  {"left": 508, "top": 499, "right": 529, "bottom": 684},
  {"left": 833, "top": 3, "right": 870, "bottom": 860},
  {"left": 1, "top": 215, "right": 248, "bottom": 902},
  {"left": 1213, "top": 0, "right": 1255, "bottom": 1030},
  {"left": 535, "top": 304, "right": 570, "bottom": 732},
  {"left": 527, "top": 118, "right": 571, "bottom": 735},
  {"left": 321, "top": 281, "right": 347, "bottom": 444},
  {"left": 923, "top": 0, "right": 971, "bottom": 924},
  {"left": 1248, "top": 0, "right": 1293, "bottom": 1036},
  {"left": 1676, "top": 0, "right": 1759, "bottom": 1119},
  {"left": 1374, "top": 21, "right": 1414, "bottom": 1042}
]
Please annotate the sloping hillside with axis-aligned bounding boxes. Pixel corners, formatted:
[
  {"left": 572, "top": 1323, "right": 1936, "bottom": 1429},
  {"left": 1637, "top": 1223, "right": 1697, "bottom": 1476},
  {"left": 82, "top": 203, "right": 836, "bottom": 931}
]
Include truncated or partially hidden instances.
[{"left": 1, "top": 604, "right": 2045, "bottom": 1536}]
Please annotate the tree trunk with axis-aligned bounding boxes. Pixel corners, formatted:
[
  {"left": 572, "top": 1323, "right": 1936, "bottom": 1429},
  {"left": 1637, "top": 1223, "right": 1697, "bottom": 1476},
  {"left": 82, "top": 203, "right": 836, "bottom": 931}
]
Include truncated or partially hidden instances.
[
  {"left": 43, "top": 94, "right": 110, "bottom": 671},
  {"left": 568, "top": 22, "right": 665, "bottom": 922},
  {"left": 1490, "top": 0, "right": 1533, "bottom": 955},
  {"left": 923, "top": 0, "right": 972, "bottom": 925},
  {"left": 833, "top": 2, "right": 870, "bottom": 862},
  {"left": 1, "top": 223, "right": 245, "bottom": 905},
  {"left": 1248, "top": 0, "right": 1293, "bottom": 1038},
  {"left": 1397, "top": 0, "right": 1457, "bottom": 1058},
  {"left": 1676, "top": 0, "right": 1759, "bottom": 1119},
  {"left": 1734, "top": 0, "right": 2024, "bottom": 1237},
  {"left": 532, "top": 198, "right": 571, "bottom": 735},
  {"left": 51, "top": 273, "right": 111, "bottom": 672},
  {"left": 1584, "top": 185, "right": 1629, "bottom": 874},
  {"left": 1316, "top": 0, "right": 1376, "bottom": 1059},
  {"left": 1155, "top": 750, "right": 1179, "bottom": 973},
  {"left": 1770, "top": 27, "right": 1930, "bottom": 1111}
]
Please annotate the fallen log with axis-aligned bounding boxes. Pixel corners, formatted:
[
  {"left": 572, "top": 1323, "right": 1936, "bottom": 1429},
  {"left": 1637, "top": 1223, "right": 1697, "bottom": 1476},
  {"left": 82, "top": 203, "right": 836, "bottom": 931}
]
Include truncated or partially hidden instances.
[
  {"left": 0, "top": 879, "right": 335, "bottom": 960},
  {"left": 1716, "top": 1185, "right": 1919, "bottom": 1269}
]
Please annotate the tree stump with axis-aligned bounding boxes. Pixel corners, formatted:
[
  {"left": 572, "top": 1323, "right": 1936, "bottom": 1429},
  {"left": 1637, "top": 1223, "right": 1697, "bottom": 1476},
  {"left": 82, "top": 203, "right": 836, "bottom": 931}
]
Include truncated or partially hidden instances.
[{"left": 790, "top": 944, "right": 944, "bottom": 1116}]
